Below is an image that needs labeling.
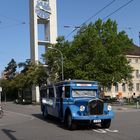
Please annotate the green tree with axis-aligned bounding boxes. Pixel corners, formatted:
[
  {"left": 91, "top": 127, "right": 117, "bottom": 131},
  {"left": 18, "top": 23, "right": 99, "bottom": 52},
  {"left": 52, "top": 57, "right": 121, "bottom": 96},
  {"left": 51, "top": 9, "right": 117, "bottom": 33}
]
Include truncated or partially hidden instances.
[
  {"left": 26, "top": 63, "right": 48, "bottom": 87},
  {"left": 18, "top": 59, "right": 31, "bottom": 73},
  {"left": 4, "top": 59, "right": 17, "bottom": 80},
  {"left": 43, "top": 19, "right": 133, "bottom": 87},
  {"left": 67, "top": 19, "right": 133, "bottom": 86},
  {"left": 43, "top": 36, "right": 70, "bottom": 82},
  {"left": 0, "top": 59, "right": 18, "bottom": 100},
  {"left": 16, "top": 61, "right": 48, "bottom": 88}
]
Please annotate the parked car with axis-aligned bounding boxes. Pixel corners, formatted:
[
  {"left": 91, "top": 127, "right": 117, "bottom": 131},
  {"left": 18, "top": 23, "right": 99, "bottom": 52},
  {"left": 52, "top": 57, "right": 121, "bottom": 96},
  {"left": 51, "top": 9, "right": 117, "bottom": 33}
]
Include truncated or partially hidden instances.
[{"left": 102, "top": 96, "right": 111, "bottom": 103}]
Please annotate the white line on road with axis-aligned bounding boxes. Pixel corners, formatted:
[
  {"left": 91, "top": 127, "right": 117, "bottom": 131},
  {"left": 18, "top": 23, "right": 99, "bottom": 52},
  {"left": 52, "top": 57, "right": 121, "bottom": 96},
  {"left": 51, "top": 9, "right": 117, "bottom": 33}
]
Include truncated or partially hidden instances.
[
  {"left": 93, "top": 129, "right": 107, "bottom": 133},
  {"left": 105, "top": 129, "right": 119, "bottom": 133},
  {"left": 93, "top": 129, "right": 119, "bottom": 134}
]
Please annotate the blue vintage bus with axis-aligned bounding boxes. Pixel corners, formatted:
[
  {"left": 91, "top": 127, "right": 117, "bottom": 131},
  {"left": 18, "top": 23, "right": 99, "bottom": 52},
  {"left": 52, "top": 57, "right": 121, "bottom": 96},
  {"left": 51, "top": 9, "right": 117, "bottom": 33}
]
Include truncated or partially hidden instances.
[{"left": 40, "top": 80, "right": 114, "bottom": 130}]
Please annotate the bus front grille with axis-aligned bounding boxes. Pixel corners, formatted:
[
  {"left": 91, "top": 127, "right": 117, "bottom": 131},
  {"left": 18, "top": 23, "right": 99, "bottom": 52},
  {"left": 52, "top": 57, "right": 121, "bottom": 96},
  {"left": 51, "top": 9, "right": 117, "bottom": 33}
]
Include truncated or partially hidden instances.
[{"left": 88, "top": 99, "right": 104, "bottom": 115}]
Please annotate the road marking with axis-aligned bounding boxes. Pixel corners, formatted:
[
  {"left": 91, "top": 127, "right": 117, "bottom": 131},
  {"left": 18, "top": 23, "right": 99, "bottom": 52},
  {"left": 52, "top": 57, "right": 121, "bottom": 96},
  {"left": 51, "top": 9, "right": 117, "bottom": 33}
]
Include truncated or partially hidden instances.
[
  {"left": 105, "top": 129, "right": 119, "bottom": 133},
  {"left": 93, "top": 129, "right": 119, "bottom": 134},
  {"left": 93, "top": 129, "right": 107, "bottom": 133}
]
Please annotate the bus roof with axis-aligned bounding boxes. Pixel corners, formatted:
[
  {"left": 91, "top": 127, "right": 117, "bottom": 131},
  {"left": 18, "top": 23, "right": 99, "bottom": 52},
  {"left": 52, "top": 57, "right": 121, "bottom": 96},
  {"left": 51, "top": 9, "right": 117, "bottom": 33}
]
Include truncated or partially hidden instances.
[{"left": 49, "top": 80, "right": 98, "bottom": 86}]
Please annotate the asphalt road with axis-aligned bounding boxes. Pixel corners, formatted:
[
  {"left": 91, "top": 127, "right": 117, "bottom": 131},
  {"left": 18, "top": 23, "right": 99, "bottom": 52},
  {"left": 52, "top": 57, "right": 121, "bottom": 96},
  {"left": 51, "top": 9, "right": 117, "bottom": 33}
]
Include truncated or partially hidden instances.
[{"left": 0, "top": 102, "right": 140, "bottom": 140}]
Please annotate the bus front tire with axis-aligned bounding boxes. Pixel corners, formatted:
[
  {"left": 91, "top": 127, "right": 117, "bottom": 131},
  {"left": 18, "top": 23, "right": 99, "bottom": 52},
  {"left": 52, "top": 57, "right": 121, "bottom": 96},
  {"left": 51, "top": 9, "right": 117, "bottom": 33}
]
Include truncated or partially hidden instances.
[
  {"left": 101, "top": 119, "right": 111, "bottom": 128},
  {"left": 65, "top": 112, "right": 76, "bottom": 130}
]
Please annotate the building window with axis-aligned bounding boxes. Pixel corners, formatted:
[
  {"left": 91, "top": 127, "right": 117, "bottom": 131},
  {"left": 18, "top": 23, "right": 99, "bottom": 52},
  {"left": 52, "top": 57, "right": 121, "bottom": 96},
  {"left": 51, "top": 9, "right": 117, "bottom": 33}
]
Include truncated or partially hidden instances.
[
  {"left": 136, "top": 70, "right": 139, "bottom": 78},
  {"left": 135, "top": 58, "right": 139, "bottom": 63},
  {"left": 128, "top": 58, "right": 131, "bottom": 63},
  {"left": 136, "top": 83, "right": 140, "bottom": 91},
  {"left": 128, "top": 82, "right": 133, "bottom": 91},
  {"left": 115, "top": 83, "right": 118, "bottom": 92},
  {"left": 107, "top": 85, "right": 111, "bottom": 92},
  {"left": 122, "top": 84, "right": 126, "bottom": 92}
]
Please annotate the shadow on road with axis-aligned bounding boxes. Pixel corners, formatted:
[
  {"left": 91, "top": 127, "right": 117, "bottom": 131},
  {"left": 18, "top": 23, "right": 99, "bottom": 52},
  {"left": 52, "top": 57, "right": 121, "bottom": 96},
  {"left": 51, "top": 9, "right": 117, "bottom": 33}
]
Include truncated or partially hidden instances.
[
  {"left": 32, "top": 113, "right": 65, "bottom": 128},
  {"left": 2, "top": 129, "right": 17, "bottom": 140},
  {"left": 32, "top": 113, "right": 101, "bottom": 130}
]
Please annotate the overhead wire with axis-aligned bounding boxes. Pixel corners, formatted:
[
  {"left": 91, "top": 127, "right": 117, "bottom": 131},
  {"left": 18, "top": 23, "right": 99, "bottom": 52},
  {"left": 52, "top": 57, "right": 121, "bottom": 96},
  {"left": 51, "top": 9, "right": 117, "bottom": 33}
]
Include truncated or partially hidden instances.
[
  {"left": 0, "top": 14, "right": 23, "bottom": 23},
  {"left": 102, "top": 0, "right": 134, "bottom": 20},
  {"left": 65, "top": 0, "right": 135, "bottom": 40},
  {"left": 81, "top": 0, "right": 116, "bottom": 25},
  {"left": 0, "top": 23, "right": 26, "bottom": 30},
  {"left": 119, "top": 26, "right": 140, "bottom": 44},
  {"left": 121, "top": 26, "right": 140, "bottom": 30},
  {"left": 65, "top": 0, "right": 116, "bottom": 39},
  {"left": 0, "top": 14, "right": 27, "bottom": 30},
  {"left": 127, "top": 27, "right": 136, "bottom": 44}
]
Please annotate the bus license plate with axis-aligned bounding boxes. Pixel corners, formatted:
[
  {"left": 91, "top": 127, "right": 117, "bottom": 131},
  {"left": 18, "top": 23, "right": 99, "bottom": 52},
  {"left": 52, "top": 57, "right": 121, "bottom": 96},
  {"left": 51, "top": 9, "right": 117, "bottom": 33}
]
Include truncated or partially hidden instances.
[{"left": 93, "top": 120, "right": 101, "bottom": 123}]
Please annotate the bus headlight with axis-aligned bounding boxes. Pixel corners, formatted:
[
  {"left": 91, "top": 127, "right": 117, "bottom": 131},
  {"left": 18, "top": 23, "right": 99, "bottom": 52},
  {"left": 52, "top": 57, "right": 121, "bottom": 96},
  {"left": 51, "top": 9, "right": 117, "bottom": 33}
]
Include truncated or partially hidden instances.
[
  {"left": 80, "top": 105, "right": 85, "bottom": 112},
  {"left": 108, "top": 105, "right": 112, "bottom": 111}
]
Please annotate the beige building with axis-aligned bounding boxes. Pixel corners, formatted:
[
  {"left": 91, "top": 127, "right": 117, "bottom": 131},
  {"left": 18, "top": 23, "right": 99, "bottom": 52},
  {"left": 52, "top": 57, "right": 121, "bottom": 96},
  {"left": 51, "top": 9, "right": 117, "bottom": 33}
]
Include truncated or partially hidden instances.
[{"left": 106, "top": 45, "right": 140, "bottom": 98}]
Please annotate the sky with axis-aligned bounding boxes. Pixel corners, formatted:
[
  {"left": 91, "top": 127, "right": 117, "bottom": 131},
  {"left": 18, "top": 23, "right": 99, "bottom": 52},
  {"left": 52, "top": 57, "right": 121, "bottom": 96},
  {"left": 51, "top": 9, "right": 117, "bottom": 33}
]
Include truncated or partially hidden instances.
[{"left": 0, "top": 0, "right": 140, "bottom": 73}]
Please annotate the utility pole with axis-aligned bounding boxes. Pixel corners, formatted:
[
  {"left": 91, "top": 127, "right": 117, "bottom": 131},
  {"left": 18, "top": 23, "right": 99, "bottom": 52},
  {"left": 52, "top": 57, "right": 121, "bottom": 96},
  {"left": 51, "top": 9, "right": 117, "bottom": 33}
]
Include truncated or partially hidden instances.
[{"left": 48, "top": 47, "right": 64, "bottom": 81}]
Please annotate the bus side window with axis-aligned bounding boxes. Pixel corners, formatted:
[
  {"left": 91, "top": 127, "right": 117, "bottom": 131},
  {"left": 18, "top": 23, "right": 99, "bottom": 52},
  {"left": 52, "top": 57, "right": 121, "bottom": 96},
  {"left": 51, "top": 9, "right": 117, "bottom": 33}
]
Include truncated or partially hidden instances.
[
  {"left": 49, "top": 88, "right": 54, "bottom": 98},
  {"left": 65, "top": 86, "right": 70, "bottom": 98}
]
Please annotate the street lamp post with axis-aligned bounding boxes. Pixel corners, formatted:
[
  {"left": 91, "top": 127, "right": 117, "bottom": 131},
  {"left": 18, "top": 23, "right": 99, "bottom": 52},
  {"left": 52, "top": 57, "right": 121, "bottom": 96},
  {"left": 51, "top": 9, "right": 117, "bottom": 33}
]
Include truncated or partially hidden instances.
[
  {"left": 42, "top": 64, "right": 50, "bottom": 84},
  {"left": 0, "top": 87, "right": 2, "bottom": 105},
  {"left": 48, "top": 47, "right": 64, "bottom": 81}
]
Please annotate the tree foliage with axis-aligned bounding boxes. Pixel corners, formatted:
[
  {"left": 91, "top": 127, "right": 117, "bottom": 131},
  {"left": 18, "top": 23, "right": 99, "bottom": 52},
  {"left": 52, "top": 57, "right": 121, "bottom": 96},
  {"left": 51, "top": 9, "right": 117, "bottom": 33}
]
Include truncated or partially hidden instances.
[
  {"left": 15, "top": 61, "right": 48, "bottom": 88},
  {"left": 43, "top": 19, "right": 133, "bottom": 86},
  {"left": 4, "top": 58, "right": 17, "bottom": 80},
  {"left": 0, "top": 59, "right": 48, "bottom": 101},
  {"left": 43, "top": 36, "right": 70, "bottom": 82}
]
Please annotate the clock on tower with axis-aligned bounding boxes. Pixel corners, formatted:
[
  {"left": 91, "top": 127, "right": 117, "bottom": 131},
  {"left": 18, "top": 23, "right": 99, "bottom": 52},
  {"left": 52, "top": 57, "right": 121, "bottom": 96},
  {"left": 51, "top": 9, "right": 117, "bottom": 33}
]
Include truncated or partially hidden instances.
[{"left": 35, "top": 0, "right": 51, "bottom": 19}]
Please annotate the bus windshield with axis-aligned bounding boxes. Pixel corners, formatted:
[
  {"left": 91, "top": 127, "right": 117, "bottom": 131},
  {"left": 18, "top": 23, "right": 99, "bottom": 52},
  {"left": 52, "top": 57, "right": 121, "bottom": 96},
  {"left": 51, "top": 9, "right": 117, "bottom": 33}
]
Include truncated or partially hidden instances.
[{"left": 72, "top": 89, "right": 96, "bottom": 97}]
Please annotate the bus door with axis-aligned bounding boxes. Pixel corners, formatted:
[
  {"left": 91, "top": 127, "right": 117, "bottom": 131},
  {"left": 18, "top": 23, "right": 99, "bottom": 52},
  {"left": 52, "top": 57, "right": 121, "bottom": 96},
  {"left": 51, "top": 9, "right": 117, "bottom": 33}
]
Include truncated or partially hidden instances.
[
  {"left": 62, "top": 86, "right": 70, "bottom": 114},
  {"left": 52, "top": 85, "right": 58, "bottom": 117},
  {"left": 55, "top": 85, "right": 67, "bottom": 118},
  {"left": 57, "top": 85, "right": 70, "bottom": 118},
  {"left": 46, "top": 86, "right": 56, "bottom": 116},
  {"left": 55, "top": 86, "right": 63, "bottom": 118}
]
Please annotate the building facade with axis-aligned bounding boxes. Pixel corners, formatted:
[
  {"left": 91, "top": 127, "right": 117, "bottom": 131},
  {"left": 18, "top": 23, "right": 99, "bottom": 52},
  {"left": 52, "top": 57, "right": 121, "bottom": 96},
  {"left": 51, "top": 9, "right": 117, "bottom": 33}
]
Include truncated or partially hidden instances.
[{"left": 106, "top": 46, "right": 140, "bottom": 98}]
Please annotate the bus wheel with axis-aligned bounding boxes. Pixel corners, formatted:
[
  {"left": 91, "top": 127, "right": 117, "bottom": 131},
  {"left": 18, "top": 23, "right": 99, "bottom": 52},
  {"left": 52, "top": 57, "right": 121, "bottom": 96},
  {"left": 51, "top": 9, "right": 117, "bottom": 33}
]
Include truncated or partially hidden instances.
[
  {"left": 65, "top": 112, "right": 76, "bottom": 130},
  {"left": 101, "top": 119, "right": 111, "bottom": 128}
]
